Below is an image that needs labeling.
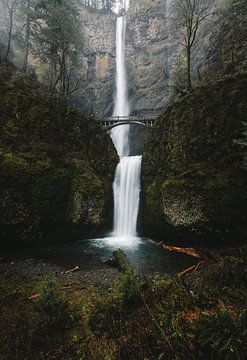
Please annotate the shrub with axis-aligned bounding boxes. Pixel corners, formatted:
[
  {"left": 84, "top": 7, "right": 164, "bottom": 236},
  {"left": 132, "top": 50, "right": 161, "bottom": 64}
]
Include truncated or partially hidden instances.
[
  {"left": 36, "top": 280, "right": 69, "bottom": 328},
  {"left": 196, "top": 309, "right": 247, "bottom": 359},
  {"left": 89, "top": 271, "right": 142, "bottom": 338}
]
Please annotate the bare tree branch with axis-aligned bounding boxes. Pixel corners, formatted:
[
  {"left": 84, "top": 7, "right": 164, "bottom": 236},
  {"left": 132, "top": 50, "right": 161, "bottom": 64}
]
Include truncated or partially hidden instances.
[{"left": 175, "top": 0, "right": 213, "bottom": 90}]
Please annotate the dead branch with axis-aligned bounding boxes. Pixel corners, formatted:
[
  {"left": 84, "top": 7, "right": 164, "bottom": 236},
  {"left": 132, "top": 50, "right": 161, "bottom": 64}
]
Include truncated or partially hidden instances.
[
  {"left": 65, "top": 266, "right": 79, "bottom": 274},
  {"left": 28, "top": 293, "right": 41, "bottom": 300}
]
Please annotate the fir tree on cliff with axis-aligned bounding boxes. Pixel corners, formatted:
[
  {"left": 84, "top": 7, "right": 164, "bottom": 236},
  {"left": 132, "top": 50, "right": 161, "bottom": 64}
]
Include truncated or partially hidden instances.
[{"left": 31, "top": 0, "right": 82, "bottom": 95}]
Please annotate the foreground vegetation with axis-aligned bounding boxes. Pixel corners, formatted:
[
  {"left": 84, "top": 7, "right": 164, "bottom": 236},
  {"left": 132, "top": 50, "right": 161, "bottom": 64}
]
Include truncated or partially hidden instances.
[{"left": 1, "top": 246, "right": 246, "bottom": 359}]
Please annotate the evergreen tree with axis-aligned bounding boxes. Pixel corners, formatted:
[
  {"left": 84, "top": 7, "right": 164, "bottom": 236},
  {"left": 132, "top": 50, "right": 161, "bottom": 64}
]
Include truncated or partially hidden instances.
[
  {"left": 22, "top": 0, "right": 31, "bottom": 72},
  {"left": 1, "top": 0, "right": 19, "bottom": 60},
  {"left": 31, "top": 0, "right": 81, "bottom": 94}
]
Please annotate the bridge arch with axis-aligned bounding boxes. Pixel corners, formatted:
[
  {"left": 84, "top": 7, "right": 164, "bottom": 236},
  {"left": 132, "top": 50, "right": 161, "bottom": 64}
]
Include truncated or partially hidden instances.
[
  {"left": 105, "top": 120, "right": 148, "bottom": 131},
  {"left": 99, "top": 115, "right": 158, "bottom": 130}
]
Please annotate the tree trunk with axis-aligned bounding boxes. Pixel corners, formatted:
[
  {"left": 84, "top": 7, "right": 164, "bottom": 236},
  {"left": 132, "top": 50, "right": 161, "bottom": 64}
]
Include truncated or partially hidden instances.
[
  {"left": 49, "top": 1, "right": 58, "bottom": 92},
  {"left": 23, "top": 0, "right": 30, "bottom": 73},
  {"left": 60, "top": 48, "right": 66, "bottom": 95},
  {"left": 5, "top": 7, "right": 14, "bottom": 61},
  {"left": 187, "top": 46, "right": 192, "bottom": 91},
  {"left": 49, "top": 42, "right": 58, "bottom": 92}
]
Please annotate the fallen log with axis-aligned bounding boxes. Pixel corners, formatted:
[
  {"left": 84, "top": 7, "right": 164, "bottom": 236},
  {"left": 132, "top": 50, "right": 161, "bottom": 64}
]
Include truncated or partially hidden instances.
[
  {"left": 163, "top": 245, "right": 202, "bottom": 259},
  {"left": 163, "top": 245, "right": 223, "bottom": 263},
  {"left": 148, "top": 239, "right": 164, "bottom": 246},
  {"left": 113, "top": 249, "right": 133, "bottom": 273},
  {"left": 148, "top": 239, "right": 157, "bottom": 245}
]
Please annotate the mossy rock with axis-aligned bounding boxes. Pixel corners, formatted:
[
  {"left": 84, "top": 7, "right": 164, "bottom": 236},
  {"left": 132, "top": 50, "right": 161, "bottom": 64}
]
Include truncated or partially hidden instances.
[
  {"left": 0, "top": 61, "right": 117, "bottom": 245},
  {"left": 142, "top": 75, "right": 247, "bottom": 241}
]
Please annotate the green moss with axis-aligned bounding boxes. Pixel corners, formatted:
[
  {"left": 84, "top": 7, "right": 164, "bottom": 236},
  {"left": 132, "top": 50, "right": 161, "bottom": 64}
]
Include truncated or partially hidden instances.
[
  {"left": 0, "top": 61, "right": 117, "bottom": 245},
  {"left": 143, "top": 75, "right": 247, "bottom": 239},
  {"left": 67, "top": 161, "right": 106, "bottom": 224},
  {"left": 71, "top": 162, "right": 104, "bottom": 200}
]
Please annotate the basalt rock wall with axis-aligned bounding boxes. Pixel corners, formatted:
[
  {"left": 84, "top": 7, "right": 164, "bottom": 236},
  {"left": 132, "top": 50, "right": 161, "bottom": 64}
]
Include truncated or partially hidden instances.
[
  {"left": 141, "top": 74, "right": 247, "bottom": 242},
  {"left": 126, "top": 0, "right": 247, "bottom": 113},
  {"left": 72, "top": 4, "right": 117, "bottom": 115}
]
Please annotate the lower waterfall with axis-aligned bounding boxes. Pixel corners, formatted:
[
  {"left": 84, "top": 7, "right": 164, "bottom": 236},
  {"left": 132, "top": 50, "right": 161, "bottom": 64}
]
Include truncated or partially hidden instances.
[{"left": 112, "top": 155, "right": 142, "bottom": 238}]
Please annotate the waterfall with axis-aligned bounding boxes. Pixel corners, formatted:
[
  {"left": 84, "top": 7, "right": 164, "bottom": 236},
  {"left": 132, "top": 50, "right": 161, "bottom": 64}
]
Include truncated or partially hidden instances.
[
  {"left": 166, "top": 0, "right": 173, "bottom": 100},
  {"left": 113, "top": 156, "right": 142, "bottom": 237},
  {"left": 110, "top": 0, "right": 142, "bottom": 243}
]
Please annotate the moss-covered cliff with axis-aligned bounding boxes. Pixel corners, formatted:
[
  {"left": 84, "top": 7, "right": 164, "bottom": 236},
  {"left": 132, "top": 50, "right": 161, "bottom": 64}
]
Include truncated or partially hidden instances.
[
  {"left": 0, "top": 61, "right": 117, "bottom": 246},
  {"left": 142, "top": 74, "right": 247, "bottom": 242}
]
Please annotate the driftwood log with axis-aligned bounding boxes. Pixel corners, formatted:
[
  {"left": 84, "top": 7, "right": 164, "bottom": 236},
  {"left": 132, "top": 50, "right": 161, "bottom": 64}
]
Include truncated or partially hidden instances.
[
  {"left": 163, "top": 245, "right": 222, "bottom": 262},
  {"left": 163, "top": 245, "right": 202, "bottom": 259}
]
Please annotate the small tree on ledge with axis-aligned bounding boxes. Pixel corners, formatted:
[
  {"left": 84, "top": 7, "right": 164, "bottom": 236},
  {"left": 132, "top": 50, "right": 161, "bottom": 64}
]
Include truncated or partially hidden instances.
[{"left": 175, "top": 0, "right": 213, "bottom": 91}]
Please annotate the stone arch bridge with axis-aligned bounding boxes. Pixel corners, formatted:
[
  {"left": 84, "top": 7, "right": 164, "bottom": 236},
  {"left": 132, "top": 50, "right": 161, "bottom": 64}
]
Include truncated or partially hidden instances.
[{"left": 99, "top": 114, "right": 159, "bottom": 130}]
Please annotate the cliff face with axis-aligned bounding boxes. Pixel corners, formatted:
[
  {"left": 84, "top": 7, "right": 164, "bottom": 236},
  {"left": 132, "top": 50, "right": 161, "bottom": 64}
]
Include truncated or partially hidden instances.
[
  {"left": 126, "top": 0, "right": 169, "bottom": 112},
  {"left": 73, "top": 0, "right": 247, "bottom": 114},
  {"left": 142, "top": 75, "right": 247, "bottom": 241},
  {"left": 1, "top": 1, "right": 246, "bottom": 116},
  {"left": 75, "top": 5, "right": 116, "bottom": 115},
  {"left": 126, "top": 0, "right": 247, "bottom": 113}
]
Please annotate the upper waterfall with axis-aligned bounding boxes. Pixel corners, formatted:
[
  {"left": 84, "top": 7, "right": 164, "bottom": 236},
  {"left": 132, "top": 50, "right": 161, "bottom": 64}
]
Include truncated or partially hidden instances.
[
  {"left": 113, "top": 16, "right": 129, "bottom": 117},
  {"left": 111, "top": 0, "right": 131, "bottom": 158}
]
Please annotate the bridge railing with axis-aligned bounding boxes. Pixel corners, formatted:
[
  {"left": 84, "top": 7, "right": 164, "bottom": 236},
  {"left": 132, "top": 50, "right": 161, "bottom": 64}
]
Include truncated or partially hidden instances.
[{"left": 104, "top": 115, "right": 159, "bottom": 122}]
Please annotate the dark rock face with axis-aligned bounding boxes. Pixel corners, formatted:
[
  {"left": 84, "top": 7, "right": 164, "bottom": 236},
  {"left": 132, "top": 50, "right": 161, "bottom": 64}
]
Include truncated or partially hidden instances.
[
  {"left": 75, "top": 5, "right": 117, "bottom": 116},
  {"left": 0, "top": 156, "right": 112, "bottom": 244},
  {"left": 72, "top": 0, "right": 247, "bottom": 115},
  {"left": 127, "top": 0, "right": 169, "bottom": 112},
  {"left": 142, "top": 75, "right": 247, "bottom": 241},
  {"left": 126, "top": 0, "right": 247, "bottom": 113},
  {"left": 0, "top": 61, "right": 117, "bottom": 245}
]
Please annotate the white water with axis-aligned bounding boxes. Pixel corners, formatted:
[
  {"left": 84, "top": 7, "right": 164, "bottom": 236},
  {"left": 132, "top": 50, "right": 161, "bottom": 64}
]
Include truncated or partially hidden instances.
[
  {"left": 166, "top": 0, "right": 174, "bottom": 100},
  {"left": 108, "top": 0, "right": 142, "bottom": 247},
  {"left": 113, "top": 156, "right": 142, "bottom": 237},
  {"left": 113, "top": 15, "right": 129, "bottom": 118},
  {"left": 110, "top": 1, "right": 130, "bottom": 158}
]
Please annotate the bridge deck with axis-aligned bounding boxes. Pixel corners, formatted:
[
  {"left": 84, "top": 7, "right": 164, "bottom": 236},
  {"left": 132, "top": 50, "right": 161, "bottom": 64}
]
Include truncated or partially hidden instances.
[
  {"left": 104, "top": 115, "right": 158, "bottom": 122},
  {"left": 99, "top": 114, "right": 160, "bottom": 129}
]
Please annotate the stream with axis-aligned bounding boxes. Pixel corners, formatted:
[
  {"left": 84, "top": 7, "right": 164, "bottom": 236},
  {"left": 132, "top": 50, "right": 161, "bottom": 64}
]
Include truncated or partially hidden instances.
[{"left": 1, "top": 238, "right": 197, "bottom": 278}]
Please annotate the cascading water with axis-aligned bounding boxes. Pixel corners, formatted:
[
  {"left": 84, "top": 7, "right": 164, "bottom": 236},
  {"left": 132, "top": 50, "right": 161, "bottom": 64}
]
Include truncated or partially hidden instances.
[
  {"left": 166, "top": 0, "right": 174, "bottom": 100},
  {"left": 113, "top": 156, "right": 142, "bottom": 238},
  {"left": 80, "top": 0, "right": 196, "bottom": 268},
  {"left": 109, "top": 0, "right": 142, "bottom": 245}
]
